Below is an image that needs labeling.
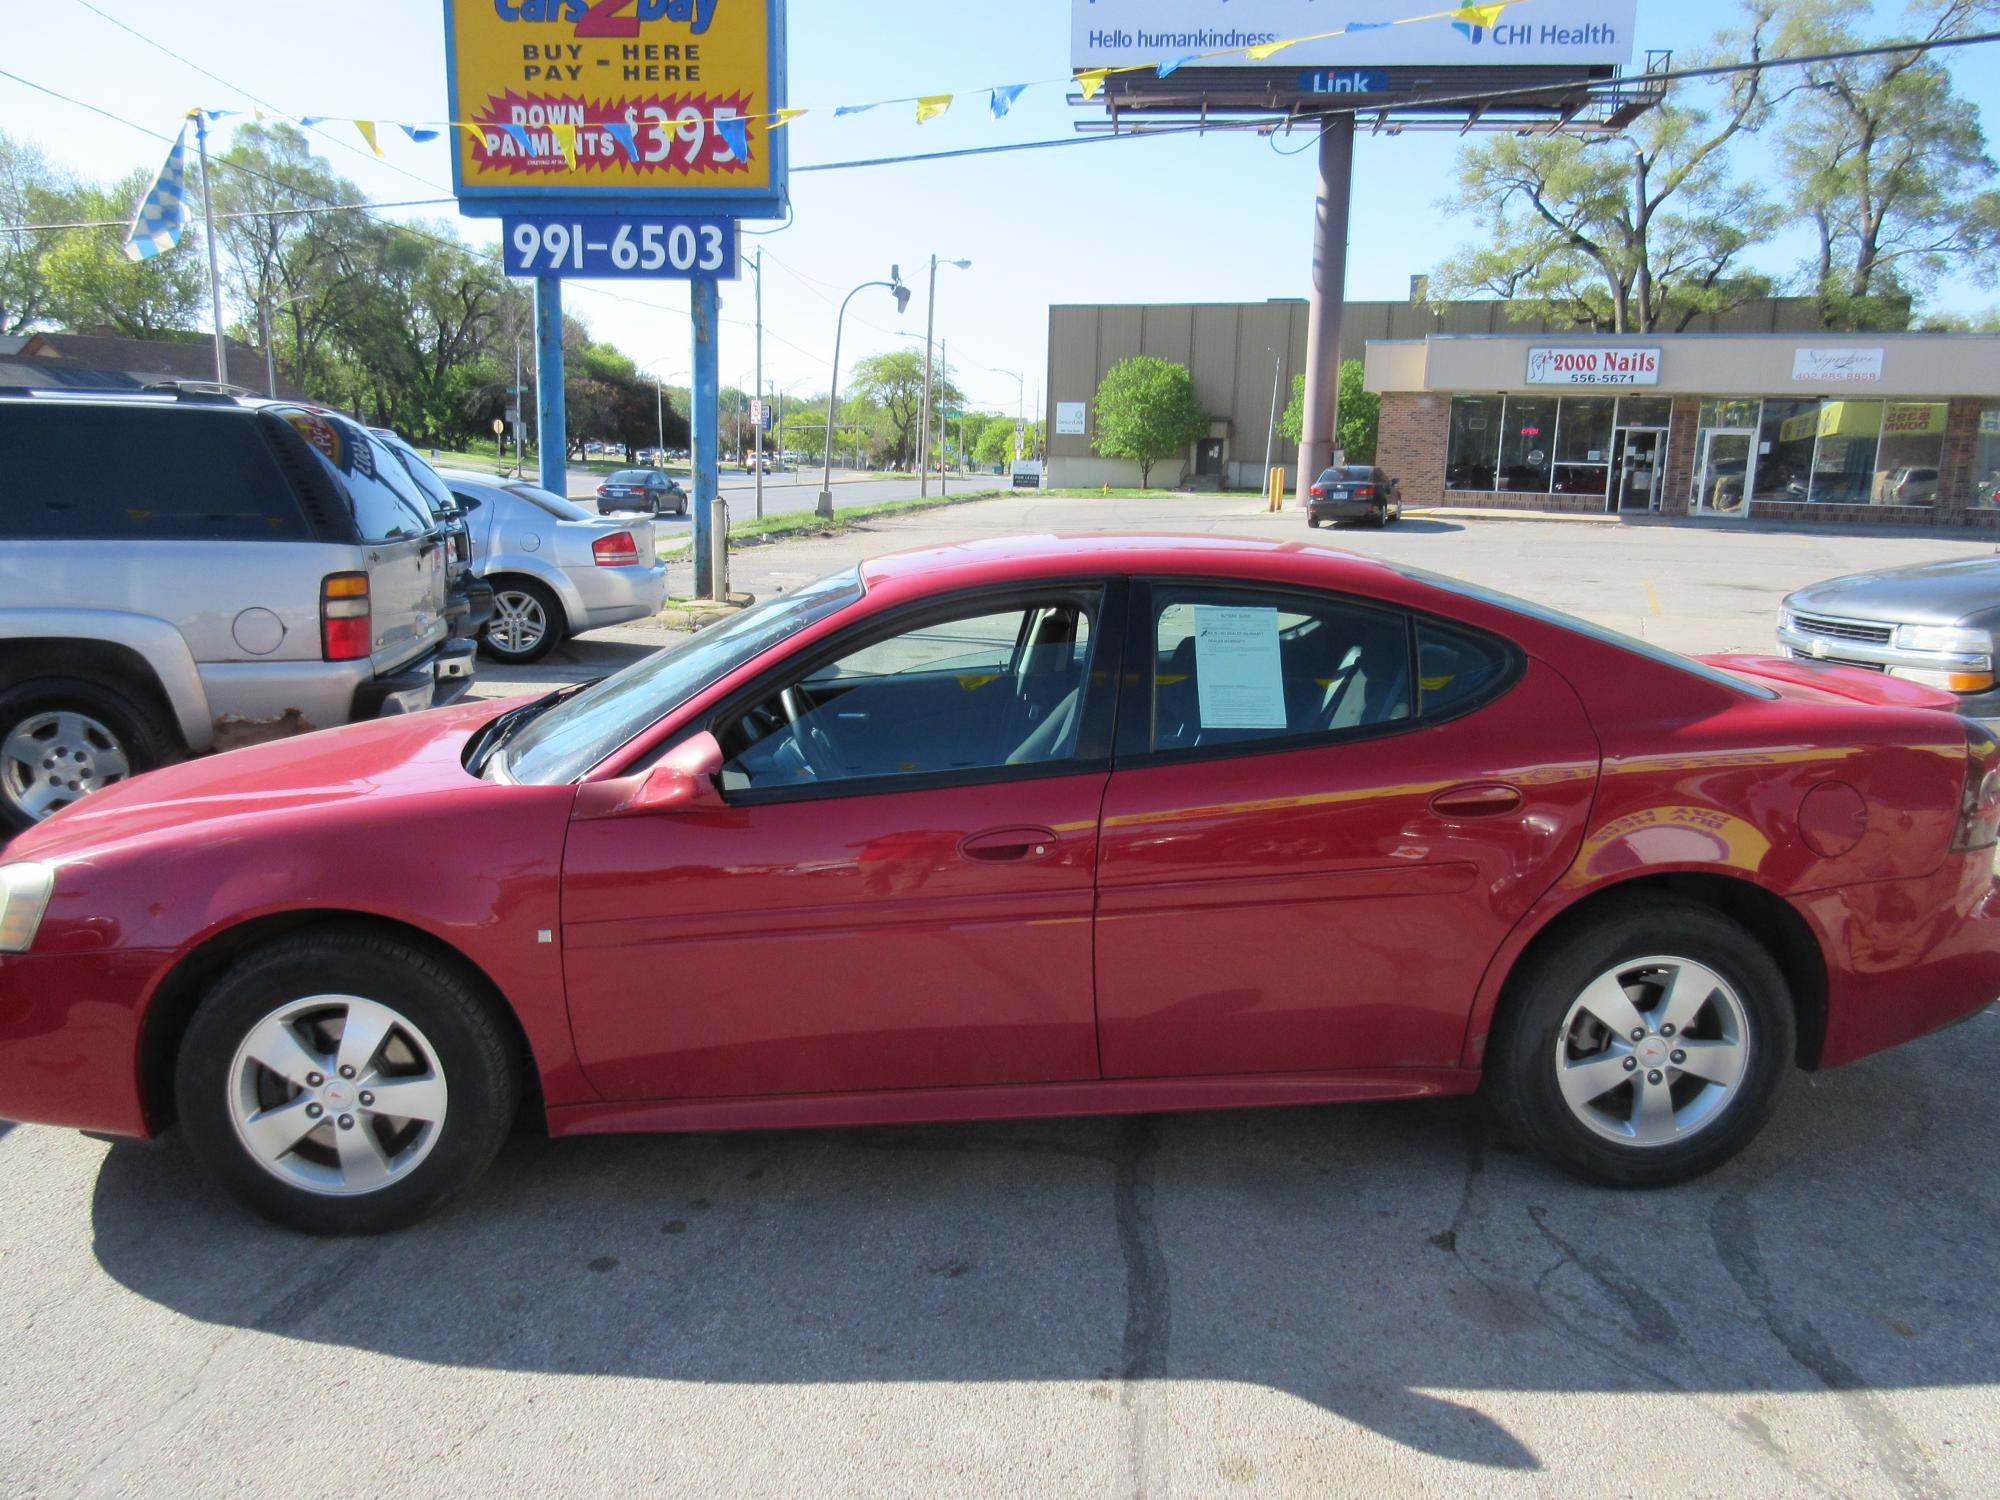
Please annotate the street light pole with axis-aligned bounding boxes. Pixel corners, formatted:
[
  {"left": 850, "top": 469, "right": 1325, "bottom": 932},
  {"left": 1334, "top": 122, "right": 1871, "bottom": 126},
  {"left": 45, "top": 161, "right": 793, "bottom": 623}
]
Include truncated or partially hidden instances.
[
  {"left": 752, "top": 247, "right": 765, "bottom": 520},
  {"left": 820, "top": 268, "right": 912, "bottom": 519},
  {"left": 919, "top": 255, "right": 970, "bottom": 497},
  {"left": 1262, "top": 347, "right": 1283, "bottom": 491}
]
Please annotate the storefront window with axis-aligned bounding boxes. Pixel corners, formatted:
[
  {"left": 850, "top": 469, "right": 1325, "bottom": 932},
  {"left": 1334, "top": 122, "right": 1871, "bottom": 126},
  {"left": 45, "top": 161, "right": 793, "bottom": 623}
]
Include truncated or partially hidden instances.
[
  {"left": 1874, "top": 402, "right": 1946, "bottom": 505},
  {"left": 1808, "top": 400, "right": 1884, "bottom": 505},
  {"left": 1552, "top": 397, "right": 1613, "bottom": 496},
  {"left": 1753, "top": 398, "right": 1818, "bottom": 502},
  {"left": 1698, "top": 399, "right": 1760, "bottom": 430},
  {"left": 1445, "top": 396, "right": 1502, "bottom": 491},
  {"left": 1976, "top": 407, "right": 2000, "bottom": 509},
  {"left": 1616, "top": 396, "right": 1673, "bottom": 428},
  {"left": 1498, "top": 396, "right": 1558, "bottom": 492}
]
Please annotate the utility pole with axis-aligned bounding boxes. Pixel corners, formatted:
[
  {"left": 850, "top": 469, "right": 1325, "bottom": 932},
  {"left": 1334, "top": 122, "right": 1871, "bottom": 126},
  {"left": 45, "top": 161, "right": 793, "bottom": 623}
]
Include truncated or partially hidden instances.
[
  {"left": 1262, "top": 347, "right": 1283, "bottom": 486},
  {"left": 193, "top": 112, "right": 227, "bottom": 388},
  {"left": 753, "top": 247, "right": 765, "bottom": 520},
  {"left": 514, "top": 337, "right": 525, "bottom": 476},
  {"left": 918, "top": 256, "right": 970, "bottom": 496},
  {"left": 939, "top": 337, "right": 948, "bottom": 498},
  {"left": 260, "top": 296, "right": 277, "bottom": 397}
]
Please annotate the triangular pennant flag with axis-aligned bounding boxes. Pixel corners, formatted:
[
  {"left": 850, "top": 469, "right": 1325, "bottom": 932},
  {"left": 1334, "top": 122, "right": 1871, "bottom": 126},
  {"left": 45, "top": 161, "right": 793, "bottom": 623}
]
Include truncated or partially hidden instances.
[
  {"left": 1246, "top": 37, "right": 1297, "bottom": 59},
  {"left": 400, "top": 125, "right": 442, "bottom": 144},
  {"left": 714, "top": 114, "right": 748, "bottom": 161},
  {"left": 549, "top": 121, "right": 578, "bottom": 168},
  {"left": 602, "top": 120, "right": 640, "bottom": 160},
  {"left": 355, "top": 119, "right": 383, "bottom": 156},
  {"left": 1450, "top": 4, "right": 1508, "bottom": 27},
  {"left": 121, "top": 123, "right": 188, "bottom": 262},
  {"left": 988, "top": 85, "right": 1027, "bottom": 119},
  {"left": 770, "top": 107, "right": 806, "bottom": 128},
  {"left": 455, "top": 121, "right": 489, "bottom": 153},
  {"left": 834, "top": 102, "right": 877, "bottom": 116},
  {"left": 1076, "top": 69, "right": 1110, "bottom": 100},
  {"left": 202, "top": 110, "right": 240, "bottom": 122},
  {"left": 1157, "top": 55, "right": 1196, "bottom": 78},
  {"left": 300, "top": 116, "right": 327, "bottom": 126},
  {"left": 915, "top": 94, "right": 952, "bottom": 124},
  {"left": 1341, "top": 20, "right": 1392, "bottom": 30},
  {"left": 502, "top": 123, "right": 536, "bottom": 154}
]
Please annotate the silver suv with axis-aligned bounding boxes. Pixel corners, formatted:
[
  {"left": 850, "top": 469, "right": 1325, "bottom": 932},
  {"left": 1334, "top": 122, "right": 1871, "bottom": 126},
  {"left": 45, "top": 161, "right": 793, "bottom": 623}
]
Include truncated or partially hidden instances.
[{"left": 0, "top": 390, "right": 476, "bottom": 832}]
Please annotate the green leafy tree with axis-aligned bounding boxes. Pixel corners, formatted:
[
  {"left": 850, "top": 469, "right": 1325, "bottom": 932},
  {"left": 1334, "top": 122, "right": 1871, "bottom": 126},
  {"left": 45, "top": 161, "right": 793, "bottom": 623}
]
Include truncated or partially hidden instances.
[
  {"left": 39, "top": 167, "right": 209, "bottom": 337},
  {"left": 977, "top": 417, "right": 1042, "bottom": 469},
  {"left": 1092, "top": 357, "right": 1207, "bottom": 486},
  {"left": 0, "top": 132, "right": 72, "bottom": 334},
  {"left": 1276, "top": 361, "right": 1379, "bottom": 464},
  {"left": 1775, "top": 0, "right": 2000, "bottom": 330},
  {"left": 1433, "top": 1, "right": 1784, "bottom": 331}
]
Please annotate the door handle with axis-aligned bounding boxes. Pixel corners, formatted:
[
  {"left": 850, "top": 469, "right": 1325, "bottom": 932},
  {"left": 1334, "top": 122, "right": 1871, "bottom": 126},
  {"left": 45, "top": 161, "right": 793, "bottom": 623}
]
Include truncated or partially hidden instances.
[
  {"left": 960, "top": 826, "right": 1058, "bottom": 862},
  {"left": 1429, "top": 784, "right": 1523, "bottom": 818}
]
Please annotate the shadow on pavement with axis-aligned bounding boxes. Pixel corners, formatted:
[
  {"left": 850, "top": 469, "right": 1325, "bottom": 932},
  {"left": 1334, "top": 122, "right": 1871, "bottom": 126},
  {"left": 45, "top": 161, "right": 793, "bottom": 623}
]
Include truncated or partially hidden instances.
[
  {"left": 89, "top": 1020, "right": 1998, "bottom": 1478},
  {"left": 1316, "top": 519, "right": 1464, "bottom": 536}
]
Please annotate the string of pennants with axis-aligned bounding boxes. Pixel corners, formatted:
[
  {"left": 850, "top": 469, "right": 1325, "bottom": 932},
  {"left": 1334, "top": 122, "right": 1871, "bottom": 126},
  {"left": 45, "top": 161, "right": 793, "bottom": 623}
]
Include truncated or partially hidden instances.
[{"left": 183, "top": 1, "right": 1520, "bottom": 168}]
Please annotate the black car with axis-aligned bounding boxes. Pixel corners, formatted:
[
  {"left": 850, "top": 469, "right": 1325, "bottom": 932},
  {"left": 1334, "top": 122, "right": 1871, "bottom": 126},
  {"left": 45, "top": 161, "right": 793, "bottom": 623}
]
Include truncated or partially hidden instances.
[
  {"left": 596, "top": 468, "right": 687, "bottom": 516},
  {"left": 1307, "top": 465, "right": 1402, "bottom": 527}
]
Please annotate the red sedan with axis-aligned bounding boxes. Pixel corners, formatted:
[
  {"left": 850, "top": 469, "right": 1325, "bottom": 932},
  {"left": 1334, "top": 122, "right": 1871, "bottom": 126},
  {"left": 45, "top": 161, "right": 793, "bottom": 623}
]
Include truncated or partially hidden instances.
[{"left": 3, "top": 536, "right": 1997, "bottom": 1234}]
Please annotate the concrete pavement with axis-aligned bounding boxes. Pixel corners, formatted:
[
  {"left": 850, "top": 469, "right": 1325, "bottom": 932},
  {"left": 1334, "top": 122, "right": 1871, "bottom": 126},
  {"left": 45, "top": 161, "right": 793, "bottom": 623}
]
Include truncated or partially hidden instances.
[{"left": 8, "top": 494, "right": 2000, "bottom": 1497}]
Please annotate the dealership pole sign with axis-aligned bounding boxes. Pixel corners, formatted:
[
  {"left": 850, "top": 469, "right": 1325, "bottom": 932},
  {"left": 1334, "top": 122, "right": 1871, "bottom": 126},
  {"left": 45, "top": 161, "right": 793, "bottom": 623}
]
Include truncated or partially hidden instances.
[
  {"left": 1072, "top": 0, "right": 1636, "bottom": 68},
  {"left": 443, "top": 0, "right": 789, "bottom": 221},
  {"left": 1526, "top": 347, "right": 1661, "bottom": 387}
]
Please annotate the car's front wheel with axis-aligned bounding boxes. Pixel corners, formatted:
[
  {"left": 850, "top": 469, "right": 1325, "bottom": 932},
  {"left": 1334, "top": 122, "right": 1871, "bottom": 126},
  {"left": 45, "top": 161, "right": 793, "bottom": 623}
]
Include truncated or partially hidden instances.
[
  {"left": 1487, "top": 899, "right": 1793, "bottom": 1188},
  {"left": 176, "top": 930, "right": 520, "bottom": 1234}
]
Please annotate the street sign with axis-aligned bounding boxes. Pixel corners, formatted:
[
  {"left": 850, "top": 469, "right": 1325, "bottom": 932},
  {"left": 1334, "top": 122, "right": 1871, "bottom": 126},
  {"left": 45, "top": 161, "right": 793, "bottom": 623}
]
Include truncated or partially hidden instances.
[
  {"left": 502, "top": 214, "right": 740, "bottom": 279},
  {"left": 750, "top": 399, "right": 768, "bottom": 427},
  {"left": 443, "top": 0, "right": 790, "bottom": 220}
]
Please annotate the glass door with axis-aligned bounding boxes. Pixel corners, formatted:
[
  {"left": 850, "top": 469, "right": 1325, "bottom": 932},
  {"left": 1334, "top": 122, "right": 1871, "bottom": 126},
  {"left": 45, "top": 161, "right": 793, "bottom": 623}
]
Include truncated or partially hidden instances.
[
  {"left": 1694, "top": 429, "right": 1755, "bottom": 516},
  {"left": 1614, "top": 429, "right": 1666, "bottom": 512}
]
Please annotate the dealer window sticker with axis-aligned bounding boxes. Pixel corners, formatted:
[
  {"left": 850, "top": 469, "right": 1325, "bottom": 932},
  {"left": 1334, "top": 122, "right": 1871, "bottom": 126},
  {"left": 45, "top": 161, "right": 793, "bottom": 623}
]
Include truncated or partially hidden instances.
[{"left": 1191, "top": 605, "right": 1288, "bottom": 730}]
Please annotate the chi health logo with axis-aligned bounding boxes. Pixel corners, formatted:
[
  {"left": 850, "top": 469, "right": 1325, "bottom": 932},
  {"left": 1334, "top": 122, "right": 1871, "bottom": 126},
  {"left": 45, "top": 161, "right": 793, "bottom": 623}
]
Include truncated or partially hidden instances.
[{"left": 1451, "top": 19, "right": 1487, "bottom": 43}]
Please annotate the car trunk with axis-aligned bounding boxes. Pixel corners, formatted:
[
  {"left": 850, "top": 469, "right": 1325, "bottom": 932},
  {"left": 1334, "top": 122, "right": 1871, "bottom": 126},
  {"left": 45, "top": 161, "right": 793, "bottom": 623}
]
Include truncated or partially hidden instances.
[{"left": 367, "top": 531, "right": 451, "bottom": 675}]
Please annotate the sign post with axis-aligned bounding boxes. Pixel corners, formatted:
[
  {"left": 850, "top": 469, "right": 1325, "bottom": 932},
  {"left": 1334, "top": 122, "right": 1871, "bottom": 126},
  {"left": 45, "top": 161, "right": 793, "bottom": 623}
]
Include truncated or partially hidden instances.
[{"left": 442, "top": 0, "right": 788, "bottom": 597}]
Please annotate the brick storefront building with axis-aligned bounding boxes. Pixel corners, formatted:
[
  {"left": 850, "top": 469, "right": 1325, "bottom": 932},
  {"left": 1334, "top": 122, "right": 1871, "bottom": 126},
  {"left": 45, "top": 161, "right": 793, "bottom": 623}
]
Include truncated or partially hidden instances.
[{"left": 1365, "top": 332, "right": 2000, "bottom": 528}]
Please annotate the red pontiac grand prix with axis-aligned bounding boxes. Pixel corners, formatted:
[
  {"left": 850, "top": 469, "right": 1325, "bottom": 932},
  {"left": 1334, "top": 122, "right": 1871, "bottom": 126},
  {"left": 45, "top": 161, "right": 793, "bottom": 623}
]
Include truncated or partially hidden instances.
[{"left": 2, "top": 535, "right": 1997, "bottom": 1234}]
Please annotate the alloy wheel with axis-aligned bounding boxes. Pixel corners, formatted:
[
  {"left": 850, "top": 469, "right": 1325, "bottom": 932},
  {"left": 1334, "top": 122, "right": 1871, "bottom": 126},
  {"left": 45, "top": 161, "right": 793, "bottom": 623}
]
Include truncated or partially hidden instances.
[
  {"left": 227, "top": 995, "right": 449, "bottom": 1197},
  {"left": 1553, "top": 956, "right": 1751, "bottom": 1147},
  {"left": 0, "top": 710, "right": 131, "bottom": 823},
  {"left": 489, "top": 590, "right": 549, "bottom": 655}
]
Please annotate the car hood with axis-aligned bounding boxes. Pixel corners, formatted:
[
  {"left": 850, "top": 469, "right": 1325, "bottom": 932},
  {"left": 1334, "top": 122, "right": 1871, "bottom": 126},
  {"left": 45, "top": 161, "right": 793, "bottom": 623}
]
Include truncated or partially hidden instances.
[
  {"left": 8, "top": 699, "right": 513, "bottom": 865},
  {"left": 1785, "top": 556, "right": 2000, "bottom": 626}
]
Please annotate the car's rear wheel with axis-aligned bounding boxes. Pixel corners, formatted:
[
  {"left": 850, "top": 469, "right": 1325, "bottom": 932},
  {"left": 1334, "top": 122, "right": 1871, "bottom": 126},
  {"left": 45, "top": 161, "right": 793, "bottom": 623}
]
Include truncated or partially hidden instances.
[
  {"left": 0, "top": 676, "right": 172, "bottom": 834},
  {"left": 1306, "top": 514, "right": 1322, "bottom": 528},
  {"left": 1487, "top": 899, "right": 1793, "bottom": 1188},
  {"left": 176, "top": 930, "right": 520, "bottom": 1234},
  {"left": 481, "top": 578, "right": 564, "bottom": 664}
]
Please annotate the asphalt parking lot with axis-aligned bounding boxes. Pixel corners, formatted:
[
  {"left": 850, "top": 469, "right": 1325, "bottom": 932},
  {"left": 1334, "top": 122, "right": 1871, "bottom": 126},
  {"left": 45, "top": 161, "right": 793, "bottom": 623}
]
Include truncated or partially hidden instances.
[{"left": 7, "top": 497, "right": 2000, "bottom": 1497}]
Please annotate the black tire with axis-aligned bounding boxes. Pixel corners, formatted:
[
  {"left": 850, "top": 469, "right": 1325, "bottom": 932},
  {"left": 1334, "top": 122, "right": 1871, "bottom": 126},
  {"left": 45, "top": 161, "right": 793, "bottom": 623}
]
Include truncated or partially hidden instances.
[
  {"left": 1486, "top": 898, "right": 1794, "bottom": 1188},
  {"left": 480, "top": 577, "right": 565, "bottom": 664},
  {"left": 175, "top": 929, "right": 521, "bottom": 1235},
  {"left": 1306, "top": 514, "right": 1322, "bottom": 529},
  {"left": 0, "top": 675, "right": 174, "bottom": 835}
]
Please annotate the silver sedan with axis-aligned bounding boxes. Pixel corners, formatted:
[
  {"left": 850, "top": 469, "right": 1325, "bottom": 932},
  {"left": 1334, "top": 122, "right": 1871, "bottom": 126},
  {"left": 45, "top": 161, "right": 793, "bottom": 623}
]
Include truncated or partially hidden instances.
[{"left": 439, "top": 471, "right": 668, "bottom": 665}]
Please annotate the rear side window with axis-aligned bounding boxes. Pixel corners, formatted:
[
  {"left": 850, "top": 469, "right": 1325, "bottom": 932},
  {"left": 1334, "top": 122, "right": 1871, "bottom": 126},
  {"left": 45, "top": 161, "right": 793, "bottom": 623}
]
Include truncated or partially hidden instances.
[
  {"left": 1417, "top": 623, "right": 1511, "bottom": 716},
  {"left": 275, "top": 410, "right": 431, "bottom": 543},
  {"left": 0, "top": 402, "right": 310, "bottom": 541}
]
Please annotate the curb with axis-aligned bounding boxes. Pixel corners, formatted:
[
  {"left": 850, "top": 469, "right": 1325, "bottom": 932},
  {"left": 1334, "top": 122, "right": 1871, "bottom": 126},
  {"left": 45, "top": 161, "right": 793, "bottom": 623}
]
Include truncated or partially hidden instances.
[{"left": 654, "top": 594, "right": 755, "bottom": 631}]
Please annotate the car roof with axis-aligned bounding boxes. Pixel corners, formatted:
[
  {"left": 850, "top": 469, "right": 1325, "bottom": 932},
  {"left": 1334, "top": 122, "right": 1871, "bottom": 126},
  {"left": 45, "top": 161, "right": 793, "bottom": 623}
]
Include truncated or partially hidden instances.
[{"left": 856, "top": 533, "right": 1400, "bottom": 596}]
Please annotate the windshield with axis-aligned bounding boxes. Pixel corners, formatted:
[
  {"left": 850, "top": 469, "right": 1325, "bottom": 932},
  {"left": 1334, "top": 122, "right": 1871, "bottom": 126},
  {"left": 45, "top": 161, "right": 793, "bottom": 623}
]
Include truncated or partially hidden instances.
[
  {"left": 500, "top": 567, "right": 867, "bottom": 784},
  {"left": 1397, "top": 564, "right": 1778, "bottom": 700},
  {"left": 504, "top": 483, "right": 595, "bottom": 521}
]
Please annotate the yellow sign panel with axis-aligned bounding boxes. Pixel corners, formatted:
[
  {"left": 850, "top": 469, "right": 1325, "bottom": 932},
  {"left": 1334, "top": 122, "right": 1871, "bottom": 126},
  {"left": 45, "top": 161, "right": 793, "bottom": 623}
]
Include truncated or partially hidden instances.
[
  {"left": 1778, "top": 400, "right": 1947, "bottom": 446},
  {"left": 444, "top": 0, "right": 785, "bottom": 214}
]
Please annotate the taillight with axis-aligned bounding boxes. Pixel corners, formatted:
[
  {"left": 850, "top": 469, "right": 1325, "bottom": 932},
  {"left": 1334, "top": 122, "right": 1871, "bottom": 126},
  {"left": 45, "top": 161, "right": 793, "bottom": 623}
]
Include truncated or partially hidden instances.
[
  {"left": 1355, "top": 485, "right": 1376, "bottom": 498},
  {"left": 593, "top": 531, "right": 640, "bottom": 567},
  {"left": 322, "top": 572, "right": 371, "bottom": 661},
  {"left": 1952, "top": 720, "right": 2000, "bottom": 852},
  {"left": 1310, "top": 486, "right": 1325, "bottom": 498}
]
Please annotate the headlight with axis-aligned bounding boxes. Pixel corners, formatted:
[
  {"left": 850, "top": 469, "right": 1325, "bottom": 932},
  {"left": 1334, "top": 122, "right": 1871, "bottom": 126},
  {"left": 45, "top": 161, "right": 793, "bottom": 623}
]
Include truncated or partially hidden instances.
[
  {"left": 1895, "top": 623, "right": 1993, "bottom": 658},
  {"left": 1778, "top": 609, "right": 1796, "bottom": 633},
  {"left": 0, "top": 864, "right": 54, "bottom": 954}
]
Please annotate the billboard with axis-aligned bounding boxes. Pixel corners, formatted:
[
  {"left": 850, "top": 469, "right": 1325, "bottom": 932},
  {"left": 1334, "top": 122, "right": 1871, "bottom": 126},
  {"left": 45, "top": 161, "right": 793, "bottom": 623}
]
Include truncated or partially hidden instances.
[
  {"left": 1072, "top": 0, "right": 1636, "bottom": 69},
  {"left": 443, "top": 0, "right": 788, "bottom": 220}
]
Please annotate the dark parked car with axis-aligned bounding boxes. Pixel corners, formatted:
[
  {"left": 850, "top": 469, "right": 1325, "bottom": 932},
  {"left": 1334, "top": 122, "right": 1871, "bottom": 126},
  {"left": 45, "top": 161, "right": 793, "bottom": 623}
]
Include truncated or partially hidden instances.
[
  {"left": 595, "top": 469, "right": 686, "bottom": 517},
  {"left": 1307, "top": 465, "right": 1402, "bottom": 527}
]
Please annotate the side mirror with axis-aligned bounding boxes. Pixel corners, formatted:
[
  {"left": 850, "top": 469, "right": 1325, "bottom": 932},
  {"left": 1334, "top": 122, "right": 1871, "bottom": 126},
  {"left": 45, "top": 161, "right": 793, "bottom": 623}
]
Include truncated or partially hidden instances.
[{"left": 630, "top": 731, "right": 726, "bottom": 814}]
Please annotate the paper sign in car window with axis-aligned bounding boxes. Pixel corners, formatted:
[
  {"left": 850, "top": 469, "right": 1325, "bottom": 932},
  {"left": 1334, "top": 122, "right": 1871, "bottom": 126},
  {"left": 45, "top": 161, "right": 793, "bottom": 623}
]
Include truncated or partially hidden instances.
[{"left": 1193, "top": 605, "right": 1288, "bottom": 729}]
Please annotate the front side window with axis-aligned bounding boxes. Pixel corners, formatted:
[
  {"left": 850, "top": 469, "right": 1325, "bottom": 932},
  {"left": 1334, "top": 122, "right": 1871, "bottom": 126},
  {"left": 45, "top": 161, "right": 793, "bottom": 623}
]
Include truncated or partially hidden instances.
[
  {"left": 1143, "top": 587, "right": 1411, "bottom": 754},
  {"left": 718, "top": 595, "right": 1099, "bottom": 793}
]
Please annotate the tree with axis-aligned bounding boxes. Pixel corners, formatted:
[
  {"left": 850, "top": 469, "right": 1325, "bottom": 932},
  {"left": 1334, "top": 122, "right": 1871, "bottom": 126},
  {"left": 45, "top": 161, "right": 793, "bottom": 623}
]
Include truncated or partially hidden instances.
[
  {"left": 1276, "top": 361, "right": 1379, "bottom": 463},
  {"left": 1092, "top": 356, "right": 1207, "bottom": 486},
  {"left": 0, "top": 132, "right": 70, "bottom": 334},
  {"left": 976, "top": 417, "right": 1041, "bottom": 470},
  {"left": 1776, "top": 0, "right": 2000, "bottom": 330},
  {"left": 1432, "top": 1, "right": 1784, "bottom": 331},
  {"left": 39, "top": 168, "right": 209, "bottom": 338}
]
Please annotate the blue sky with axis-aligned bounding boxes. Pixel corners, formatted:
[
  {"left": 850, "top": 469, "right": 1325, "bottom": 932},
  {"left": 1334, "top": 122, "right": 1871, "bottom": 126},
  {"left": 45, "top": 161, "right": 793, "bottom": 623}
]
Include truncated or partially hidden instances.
[{"left": 8, "top": 0, "right": 1998, "bottom": 417}]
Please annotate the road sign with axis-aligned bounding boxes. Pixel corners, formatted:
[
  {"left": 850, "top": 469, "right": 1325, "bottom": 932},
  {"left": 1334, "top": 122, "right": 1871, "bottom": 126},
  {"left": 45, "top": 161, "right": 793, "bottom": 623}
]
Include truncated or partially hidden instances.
[
  {"left": 502, "top": 214, "right": 740, "bottom": 279},
  {"left": 750, "top": 399, "right": 768, "bottom": 427},
  {"left": 443, "top": 0, "right": 790, "bottom": 220}
]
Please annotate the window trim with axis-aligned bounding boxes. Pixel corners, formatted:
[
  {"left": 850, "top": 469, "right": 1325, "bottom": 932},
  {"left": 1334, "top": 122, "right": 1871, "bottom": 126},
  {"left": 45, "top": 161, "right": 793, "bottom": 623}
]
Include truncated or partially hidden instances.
[
  {"left": 679, "top": 578, "right": 1132, "bottom": 807},
  {"left": 1112, "top": 577, "right": 1524, "bottom": 771}
]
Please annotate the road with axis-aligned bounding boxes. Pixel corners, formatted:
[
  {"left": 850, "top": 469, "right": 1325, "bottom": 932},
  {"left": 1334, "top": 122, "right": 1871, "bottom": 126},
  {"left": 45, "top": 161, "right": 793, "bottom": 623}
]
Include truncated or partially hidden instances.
[
  {"left": 7, "top": 496, "right": 2000, "bottom": 1496},
  {"left": 565, "top": 466, "right": 1014, "bottom": 522}
]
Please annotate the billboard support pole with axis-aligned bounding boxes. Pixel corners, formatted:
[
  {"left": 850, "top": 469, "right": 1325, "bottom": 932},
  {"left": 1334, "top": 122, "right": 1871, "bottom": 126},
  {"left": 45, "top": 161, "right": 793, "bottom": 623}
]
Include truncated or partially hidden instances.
[
  {"left": 1295, "top": 113, "right": 1354, "bottom": 506},
  {"left": 692, "top": 275, "right": 721, "bottom": 600},
  {"left": 534, "top": 275, "right": 566, "bottom": 499}
]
